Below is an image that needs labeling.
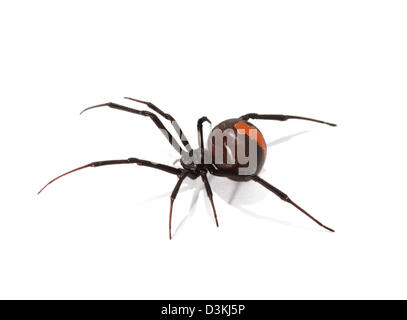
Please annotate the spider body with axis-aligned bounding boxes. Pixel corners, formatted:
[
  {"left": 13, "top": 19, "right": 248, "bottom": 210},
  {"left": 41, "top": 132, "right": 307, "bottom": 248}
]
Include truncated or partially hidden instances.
[
  {"left": 208, "top": 118, "right": 267, "bottom": 182},
  {"left": 39, "top": 97, "right": 337, "bottom": 239},
  {"left": 179, "top": 149, "right": 211, "bottom": 173}
]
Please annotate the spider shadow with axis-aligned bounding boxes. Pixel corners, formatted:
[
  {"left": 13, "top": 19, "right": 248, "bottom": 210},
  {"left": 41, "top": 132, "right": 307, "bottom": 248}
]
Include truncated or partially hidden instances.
[{"left": 141, "top": 130, "right": 311, "bottom": 236}]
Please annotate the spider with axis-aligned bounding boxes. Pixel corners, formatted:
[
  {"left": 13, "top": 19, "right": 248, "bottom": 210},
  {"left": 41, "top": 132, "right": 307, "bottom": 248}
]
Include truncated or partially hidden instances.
[{"left": 38, "top": 97, "right": 337, "bottom": 239}]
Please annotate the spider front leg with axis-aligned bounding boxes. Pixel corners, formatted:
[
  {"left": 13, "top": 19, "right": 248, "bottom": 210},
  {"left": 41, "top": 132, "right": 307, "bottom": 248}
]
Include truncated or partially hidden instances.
[
  {"left": 80, "top": 102, "right": 186, "bottom": 155},
  {"left": 124, "top": 97, "right": 193, "bottom": 153},
  {"left": 38, "top": 158, "right": 182, "bottom": 194}
]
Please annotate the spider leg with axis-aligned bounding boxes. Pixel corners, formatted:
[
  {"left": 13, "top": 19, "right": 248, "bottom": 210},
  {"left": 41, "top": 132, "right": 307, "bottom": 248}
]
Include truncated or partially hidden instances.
[
  {"left": 251, "top": 175, "right": 334, "bottom": 232},
  {"left": 200, "top": 171, "right": 219, "bottom": 227},
  {"left": 124, "top": 97, "right": 193, "bottom": 153},
  {"left": 239, "top": 113, "right": 337, "bottom": 127},
  {"left": 207, "top": 168, "right": 334, "bottom": 232},
  {"left": 38, "top": 158, "right": 182, "bottom": 194},
  {"left": 169, "top": 171, "right": 188, "bottom": 240},
  {"left": 80, "top": 102, "right": 186, "bottom": 155},
  {"left": 197, "top": 116, "right": 211, "bottom": 163}
]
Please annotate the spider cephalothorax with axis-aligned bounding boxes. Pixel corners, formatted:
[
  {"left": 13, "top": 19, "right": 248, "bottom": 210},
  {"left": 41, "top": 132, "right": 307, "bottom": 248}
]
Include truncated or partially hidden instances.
[{"left": 39, "top": 97, "right": 337, "bottom": 239}]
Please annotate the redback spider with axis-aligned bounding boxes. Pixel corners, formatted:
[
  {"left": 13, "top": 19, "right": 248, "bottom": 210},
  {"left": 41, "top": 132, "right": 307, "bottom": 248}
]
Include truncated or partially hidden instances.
[{"left": 38, "top": 97, "right": 337, "bottom": 239}]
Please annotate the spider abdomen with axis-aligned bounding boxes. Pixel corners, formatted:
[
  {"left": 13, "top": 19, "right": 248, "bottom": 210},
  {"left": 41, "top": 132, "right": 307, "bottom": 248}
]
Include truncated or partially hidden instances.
[{"left": 207, "top": 118, "right": 267, "bottom": 181}]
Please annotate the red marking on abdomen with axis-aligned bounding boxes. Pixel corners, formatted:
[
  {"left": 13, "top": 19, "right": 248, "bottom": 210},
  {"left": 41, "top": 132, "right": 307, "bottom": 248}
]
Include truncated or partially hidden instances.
[{"left": 234, "top": 121, "right": 267, "bottom": 156}]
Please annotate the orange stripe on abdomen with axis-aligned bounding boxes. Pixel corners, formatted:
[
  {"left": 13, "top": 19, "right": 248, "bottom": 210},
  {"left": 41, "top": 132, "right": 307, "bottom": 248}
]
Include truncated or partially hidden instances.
[{"left": 234, "top": 121, "right": 267, "bottom": 156}]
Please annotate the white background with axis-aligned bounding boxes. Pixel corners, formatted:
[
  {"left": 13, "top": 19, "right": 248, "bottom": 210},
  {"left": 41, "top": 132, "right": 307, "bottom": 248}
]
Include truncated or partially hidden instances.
[{"left": 0, "top": 1, "right": 406, "bottom": 299}]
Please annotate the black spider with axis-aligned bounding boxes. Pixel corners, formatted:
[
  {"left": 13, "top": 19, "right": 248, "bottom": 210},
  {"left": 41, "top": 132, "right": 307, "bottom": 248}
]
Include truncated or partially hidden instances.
[{"left": 39, "top": 97, "right": 336, "bottom": 239}]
